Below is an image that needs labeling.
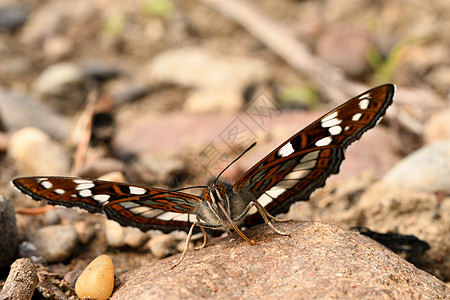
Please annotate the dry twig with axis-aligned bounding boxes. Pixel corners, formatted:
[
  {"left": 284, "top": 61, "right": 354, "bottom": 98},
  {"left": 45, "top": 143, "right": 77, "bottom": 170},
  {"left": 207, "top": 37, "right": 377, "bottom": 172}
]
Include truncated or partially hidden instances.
[
  {"left": 71, "top": 91, "right": 98, "bottom": 176},
  {"left": 0, "top": 258, "right": 38, "bottom": 300}
]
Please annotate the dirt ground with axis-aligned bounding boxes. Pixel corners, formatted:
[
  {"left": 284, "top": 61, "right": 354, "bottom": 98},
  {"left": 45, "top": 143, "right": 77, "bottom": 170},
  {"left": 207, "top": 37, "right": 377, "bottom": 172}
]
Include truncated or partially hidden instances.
[{"left": 0, "top": 0, "right": 449, "bottom": 298}]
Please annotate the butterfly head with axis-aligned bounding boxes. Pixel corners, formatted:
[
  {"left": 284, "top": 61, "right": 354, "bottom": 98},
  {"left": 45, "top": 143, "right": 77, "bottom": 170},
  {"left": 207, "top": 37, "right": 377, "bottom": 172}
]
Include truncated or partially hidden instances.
[
  {"left": 198, "top": 181, "right": 255, "bottom": 245},
  {"left": 202, "top": 182, "right": 231, "bottom": 215}
]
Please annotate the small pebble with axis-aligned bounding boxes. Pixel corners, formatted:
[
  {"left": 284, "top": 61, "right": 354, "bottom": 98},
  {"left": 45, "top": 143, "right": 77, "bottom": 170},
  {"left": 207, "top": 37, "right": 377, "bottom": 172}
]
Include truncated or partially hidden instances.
[
  {"left": 63, "top": 269, "right": 83, "bottom": 289},
  {"left": 29, "top": 224, "right": 78, "bottom": 263},
  {"left": 33, "top": 62, "right": 86, "bottom": 111},
  {"left": 176, "top": 239, "right": 194, "bottom": 254},
  {"left": 0, "top": 5, "right": 28, "bottom": 30},
  {"left": 136, "top": 154, "right": 185, "bottom": 184},
  {"left": 73, "top": 221, "right": 97, "bottom": 244},
  {"left": 80, "top": 59, "right": 122, "bottom": 81},
  {"left": 79, "top": 158, "right": 125, "bottom": 179},
  {"left": 34, "top": 63, "right": 83, "bottom": 94},
  {"left": 123, "top": 227, "right": 150, "bottom": 248},
  {"left": 183, "top": 87, "right": 243, "bottom": 113},
  {"left": 147, "top": 234, "right": 177, "bottom": 258},
  {"left": 105, "top": 219, "right": 149, "bottom": 248},
  {"left": 43, "top": 208, "right": 61, "bottom": 225},
  {"left": 43, "top": 36, "right": 73, "bottom": 60},
  {"left": 18, "top": 241, "right": 46, "bottom": 265},
  {"left": 104, "top": 219, "right": 126, "bottom": 248},
  {"left": 317, "top": 25, "right": 373, "bottom": 77},
  {"left": 98, "top": 171, "right": 127, "bottom": 183},
  {"left": 75, "top": 255, "right": 115, "bottom": 300},
  {"left": 110, "top": 80, "right": 148, "bottom": 105},
  {"left": 8, "top": 127, "right": 70, "bottom": 175},
  {"left": 144, "top": 47, "right": 269, "bottom": 90}
]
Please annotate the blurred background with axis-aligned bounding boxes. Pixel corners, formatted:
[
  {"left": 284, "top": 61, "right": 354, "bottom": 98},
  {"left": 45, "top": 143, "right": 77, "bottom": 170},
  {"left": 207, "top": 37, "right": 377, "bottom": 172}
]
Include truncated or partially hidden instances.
[{"left": 0, "top": 0, "right": 449, "bottom": 294}]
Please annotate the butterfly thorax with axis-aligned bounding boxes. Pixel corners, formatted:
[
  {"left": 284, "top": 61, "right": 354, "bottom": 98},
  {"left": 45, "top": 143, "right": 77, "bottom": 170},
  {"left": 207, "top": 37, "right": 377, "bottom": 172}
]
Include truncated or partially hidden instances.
[{"left": 194, "top": 181, "right": 253, "bottom": 232}]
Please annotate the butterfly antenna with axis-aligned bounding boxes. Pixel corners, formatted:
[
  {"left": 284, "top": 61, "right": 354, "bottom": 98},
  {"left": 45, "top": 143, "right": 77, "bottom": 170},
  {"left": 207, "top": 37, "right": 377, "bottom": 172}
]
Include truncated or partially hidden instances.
[
  {"left": 214, "top": 142, "right": 257, "bottom": 184},
  {"left": 170, "top": 185, "right": 208, "bottom": 193}
]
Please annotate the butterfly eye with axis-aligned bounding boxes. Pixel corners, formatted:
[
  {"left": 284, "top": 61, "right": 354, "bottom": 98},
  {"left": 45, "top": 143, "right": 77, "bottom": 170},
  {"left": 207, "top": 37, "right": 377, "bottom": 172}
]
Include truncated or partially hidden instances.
[
  {"left": 216, "top": 183, "right": 226, "bottom": 196},
  {"left": 203, "top": 189, "right": 211, "bottom": 202}
]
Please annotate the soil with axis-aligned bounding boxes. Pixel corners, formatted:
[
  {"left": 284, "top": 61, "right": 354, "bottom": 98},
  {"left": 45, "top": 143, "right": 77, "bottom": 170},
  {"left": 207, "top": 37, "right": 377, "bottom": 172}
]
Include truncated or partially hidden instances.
[{"left": 0, "top": 0, "right": 449, "bottom": 298}]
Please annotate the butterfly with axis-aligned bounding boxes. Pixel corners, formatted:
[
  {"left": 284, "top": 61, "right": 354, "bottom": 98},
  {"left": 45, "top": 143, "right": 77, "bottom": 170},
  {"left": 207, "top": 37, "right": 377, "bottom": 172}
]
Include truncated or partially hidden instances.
[{"left": 12, "top": 84, "right": 395, "bottom": 267}]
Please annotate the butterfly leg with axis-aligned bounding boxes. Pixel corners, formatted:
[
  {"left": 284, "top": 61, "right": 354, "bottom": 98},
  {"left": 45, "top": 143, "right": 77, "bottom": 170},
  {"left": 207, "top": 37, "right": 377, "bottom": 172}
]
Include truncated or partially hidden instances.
[
  {"left": 252, "top": 201, "right": 289, "bottom": 236},
  {"left": 194, "top": 225, "right": 208, "bottom": 250},
  {"left": 264, "top": 210, "right": 290, "bottom": 223},
  {"left": 171, "top": 221, "right": 198, "bottom": 269}
]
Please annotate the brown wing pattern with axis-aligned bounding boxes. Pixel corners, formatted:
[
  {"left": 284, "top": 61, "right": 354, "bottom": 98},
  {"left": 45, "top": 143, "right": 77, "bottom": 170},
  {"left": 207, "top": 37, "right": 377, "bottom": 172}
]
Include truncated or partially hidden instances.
[
  {"left": 12, "top": 85, "right": 395, "bottom": 234},
  {"left": 236, "top": 84, "right": 395, "bottom": 226},
  {"left": 12, "top": 176, "right": 201, "bottom": 232}
]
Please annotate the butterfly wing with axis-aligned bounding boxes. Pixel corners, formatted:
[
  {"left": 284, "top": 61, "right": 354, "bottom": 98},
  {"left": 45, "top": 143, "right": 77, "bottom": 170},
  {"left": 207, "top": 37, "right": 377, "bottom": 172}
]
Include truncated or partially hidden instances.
[
  {"left": 12, "top": 176, "right": 201, "bottom": 233},
  {"left": 234, "top": 84, "right": 395, "bottom": 226}
]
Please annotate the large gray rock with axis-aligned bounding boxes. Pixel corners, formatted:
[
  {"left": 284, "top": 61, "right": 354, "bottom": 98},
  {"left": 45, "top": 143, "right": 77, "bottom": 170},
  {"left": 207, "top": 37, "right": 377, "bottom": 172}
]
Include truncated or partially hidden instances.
[
  {"left": 382, "top": 140, "right": 450, "bottom": 193},
  {"left": 111, "top": 221, "right": 449, "bottom": 299},
  {"left": 0, "top": 196, "right": 18, "bottom": 271}
]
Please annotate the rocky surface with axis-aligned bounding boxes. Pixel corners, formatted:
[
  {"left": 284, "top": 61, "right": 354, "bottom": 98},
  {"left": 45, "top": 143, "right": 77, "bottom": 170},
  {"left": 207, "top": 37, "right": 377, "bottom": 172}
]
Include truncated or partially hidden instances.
[
  {"left": 287, "top": 172, "right": 450, "bottom": 282},
  {"left": 111, "top": 221, "right": 449, "bottom": 299},
  {"left": 1, "top": 0, "right": 450, "bottom": 298}
]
